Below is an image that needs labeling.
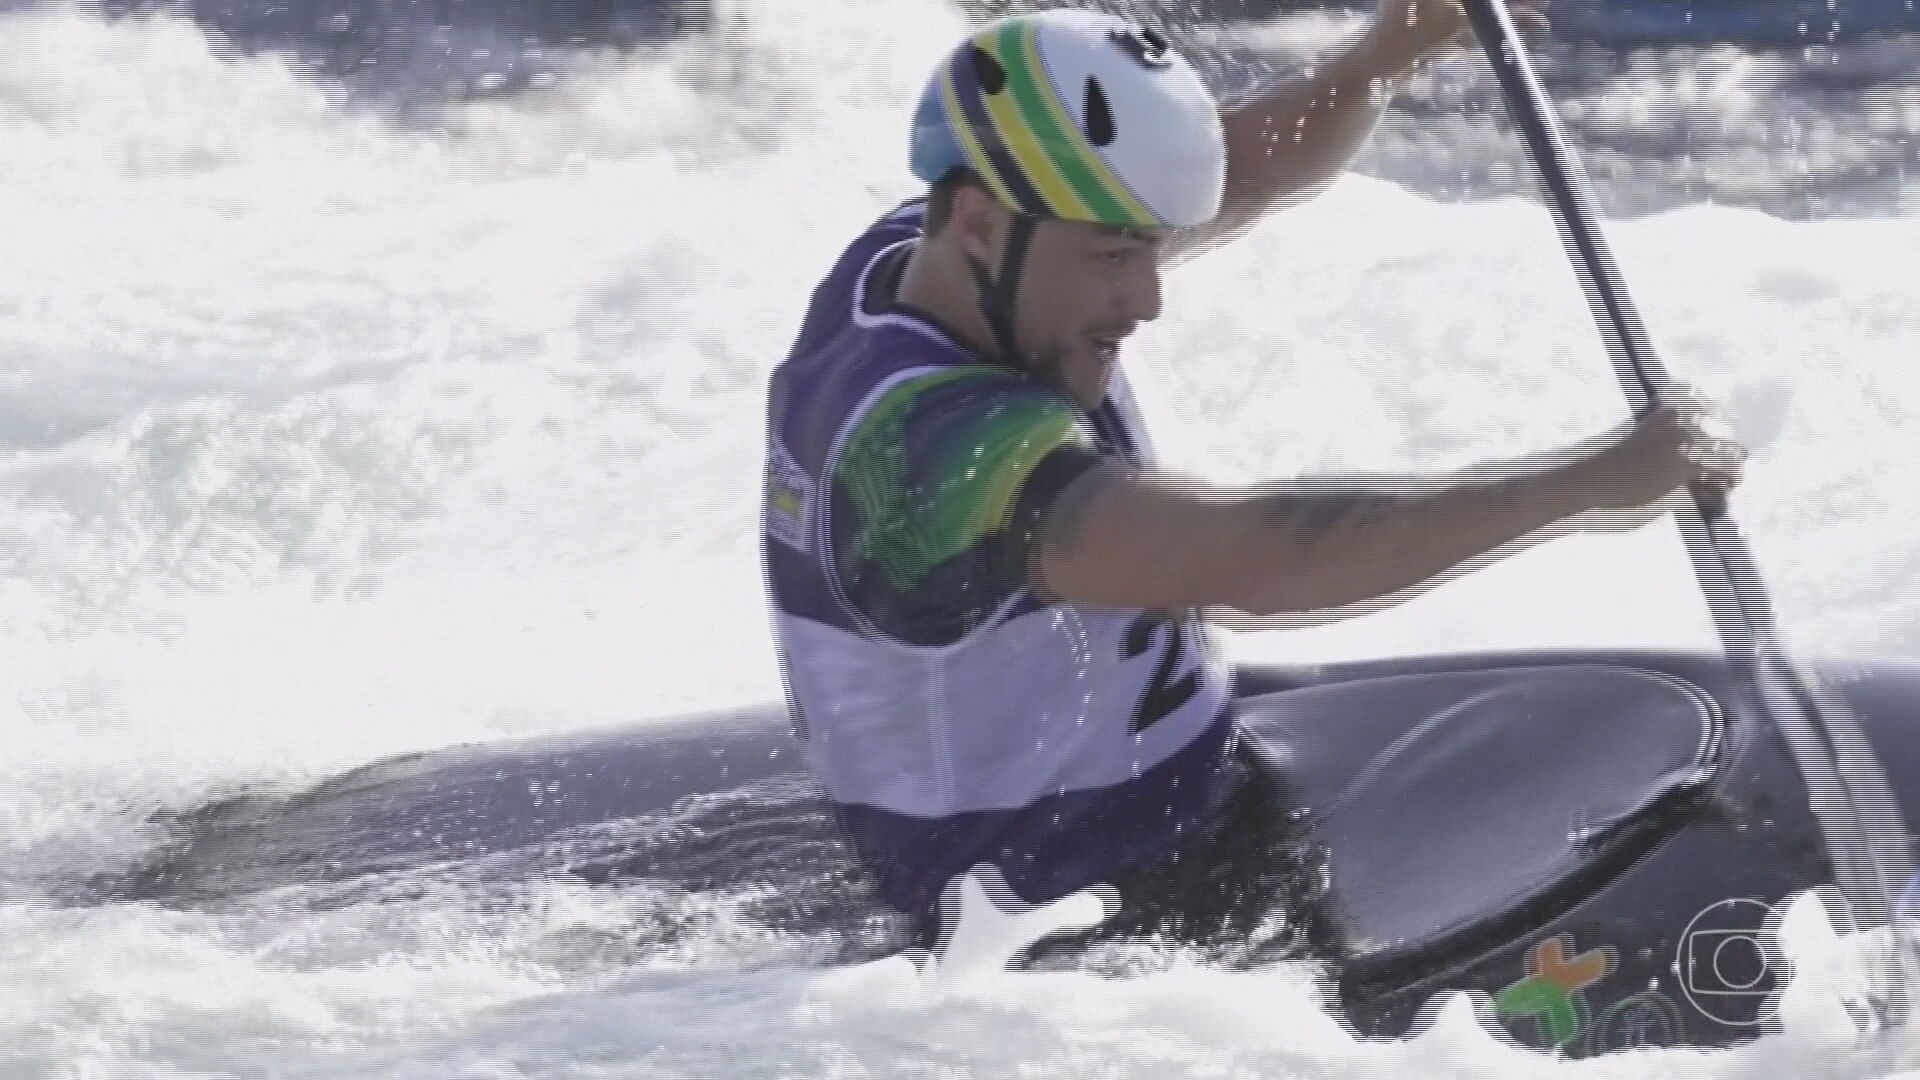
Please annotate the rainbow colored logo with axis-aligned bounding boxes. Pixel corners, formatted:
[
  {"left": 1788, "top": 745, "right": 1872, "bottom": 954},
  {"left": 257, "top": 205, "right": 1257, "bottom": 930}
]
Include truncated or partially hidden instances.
[{"left": 1496, "top": 934, "right": 1620, "bottom": 1048}]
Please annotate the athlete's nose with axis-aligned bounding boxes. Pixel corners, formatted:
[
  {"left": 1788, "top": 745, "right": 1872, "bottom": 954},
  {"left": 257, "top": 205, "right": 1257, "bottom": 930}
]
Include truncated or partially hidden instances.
[{"left": 1122, "top": 260, "right": 1163, "bottom": 325}]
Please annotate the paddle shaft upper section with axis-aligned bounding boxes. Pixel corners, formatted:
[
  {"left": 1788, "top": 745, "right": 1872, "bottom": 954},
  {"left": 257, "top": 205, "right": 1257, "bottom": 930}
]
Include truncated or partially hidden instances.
[{"left": 1456, "top": 0, "right": 1911, "bottom": 927}]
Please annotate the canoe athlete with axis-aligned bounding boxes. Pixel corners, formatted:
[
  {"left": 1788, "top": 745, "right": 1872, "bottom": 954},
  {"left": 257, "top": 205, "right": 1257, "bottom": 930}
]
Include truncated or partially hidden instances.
[{"left": 760, "top": 3, "right": 1746, "bottom": 955}]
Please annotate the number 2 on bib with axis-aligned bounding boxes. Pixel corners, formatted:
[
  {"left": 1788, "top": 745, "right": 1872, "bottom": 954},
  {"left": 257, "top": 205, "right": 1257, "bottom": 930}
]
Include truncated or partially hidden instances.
[{"left": 1122, "top": 612, "right": 1200, "bottom": 733}]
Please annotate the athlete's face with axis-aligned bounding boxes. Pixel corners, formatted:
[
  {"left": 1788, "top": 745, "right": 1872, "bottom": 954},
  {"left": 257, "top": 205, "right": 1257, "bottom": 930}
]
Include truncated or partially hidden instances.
[
  {"left": 1014, "top": 218, "right": 1167, "bottom": 409},
  {"left": 950, "top": 191, "right": 1167, "bottom": 409}
]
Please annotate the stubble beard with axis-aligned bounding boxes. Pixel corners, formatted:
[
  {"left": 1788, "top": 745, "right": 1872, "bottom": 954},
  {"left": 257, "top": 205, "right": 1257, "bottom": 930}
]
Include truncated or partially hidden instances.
[{"left": 1024, "top": 342, "right": 1109, "bottom": 411}]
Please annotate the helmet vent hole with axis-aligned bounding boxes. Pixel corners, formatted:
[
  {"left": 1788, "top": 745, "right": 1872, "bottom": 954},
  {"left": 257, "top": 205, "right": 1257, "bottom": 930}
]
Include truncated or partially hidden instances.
[
  {"left": 971, "top": 46, "right": 1007, "bottom": 94},
  {"left": 1084, "top": 78, "right": 1115, "bottom": 146}
]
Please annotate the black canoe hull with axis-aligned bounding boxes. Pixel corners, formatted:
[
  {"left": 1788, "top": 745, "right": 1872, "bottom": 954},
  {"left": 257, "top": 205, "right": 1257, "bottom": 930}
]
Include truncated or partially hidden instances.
[
  {"left": 1292, "top": 649, "right": 1912, "bottom": 1056},
  {"left": 99, "top": 647, "right": 1920, "bottom": 1056}
]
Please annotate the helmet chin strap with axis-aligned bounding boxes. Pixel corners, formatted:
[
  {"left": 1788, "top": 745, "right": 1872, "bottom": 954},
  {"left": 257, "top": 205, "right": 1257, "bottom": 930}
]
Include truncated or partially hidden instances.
[{"left": 961, "top": 214, "right": 1039, "bottom": 372}]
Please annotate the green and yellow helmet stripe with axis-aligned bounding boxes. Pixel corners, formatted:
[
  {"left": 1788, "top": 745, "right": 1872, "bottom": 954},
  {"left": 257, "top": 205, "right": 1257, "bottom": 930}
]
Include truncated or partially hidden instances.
[
  {"left": 938, "top": 19, "right": 1165, "bottom": 228},
  {"left": 938, "top": 64, "right": 1023, "bottom": 214},
  {"left": 995, "top": 20, "right": 1158, "bottom": 228},
  {"left": 973, "top": 24, "right": 1097, "bottom": 221},
  {"left": 910, "top": 11, "right": 1225, "bottom": 230}
]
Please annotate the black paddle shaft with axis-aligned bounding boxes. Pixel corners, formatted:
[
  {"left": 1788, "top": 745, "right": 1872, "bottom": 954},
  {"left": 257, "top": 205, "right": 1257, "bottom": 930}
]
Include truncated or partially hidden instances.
[{"left": 1456, "top": 0, "right": 1911, "bottom": 927}]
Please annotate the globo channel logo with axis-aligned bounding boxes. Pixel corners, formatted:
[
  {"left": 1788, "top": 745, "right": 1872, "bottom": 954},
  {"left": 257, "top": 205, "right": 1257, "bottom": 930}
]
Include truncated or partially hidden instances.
[{"left": 1673, "top": 897, "right": 1787, "bottom": 1027}]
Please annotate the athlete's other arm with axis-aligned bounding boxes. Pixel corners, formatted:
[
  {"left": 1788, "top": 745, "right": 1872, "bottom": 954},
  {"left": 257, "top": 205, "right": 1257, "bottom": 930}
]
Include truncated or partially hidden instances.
[
  {"left": 1165, "top": 33, "right": 1406, "bottom": 264},
  {"left": 1163, "top": 0, "right": 1550, "bottom": 265},
  {"left": 1034, "top": 404, "right": 1746, "bottom": 626}
]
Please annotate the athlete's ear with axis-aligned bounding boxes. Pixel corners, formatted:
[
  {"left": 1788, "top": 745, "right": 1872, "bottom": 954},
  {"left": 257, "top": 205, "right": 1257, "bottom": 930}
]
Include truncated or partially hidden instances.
[{"left": 948, "top": 183, "right": 1009, "bottom": 267}]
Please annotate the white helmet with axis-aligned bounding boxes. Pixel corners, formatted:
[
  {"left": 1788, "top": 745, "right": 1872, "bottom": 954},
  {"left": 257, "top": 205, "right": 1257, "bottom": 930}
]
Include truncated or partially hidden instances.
[{"left": 909, "top": 9, "right": 1226, "bottom": 231}]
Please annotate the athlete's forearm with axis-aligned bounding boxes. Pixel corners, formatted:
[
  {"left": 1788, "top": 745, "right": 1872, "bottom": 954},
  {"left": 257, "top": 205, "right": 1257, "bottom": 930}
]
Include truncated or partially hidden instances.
[{"left": 1223, "top": 462, "right": 1595, "bottom": 618}]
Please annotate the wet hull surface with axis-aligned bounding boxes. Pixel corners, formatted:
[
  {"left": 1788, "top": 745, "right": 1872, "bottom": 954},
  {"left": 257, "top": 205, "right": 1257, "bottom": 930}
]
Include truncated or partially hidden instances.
[{"left": 93, "top": 648, "right": 1920, "bottom": 1056}]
